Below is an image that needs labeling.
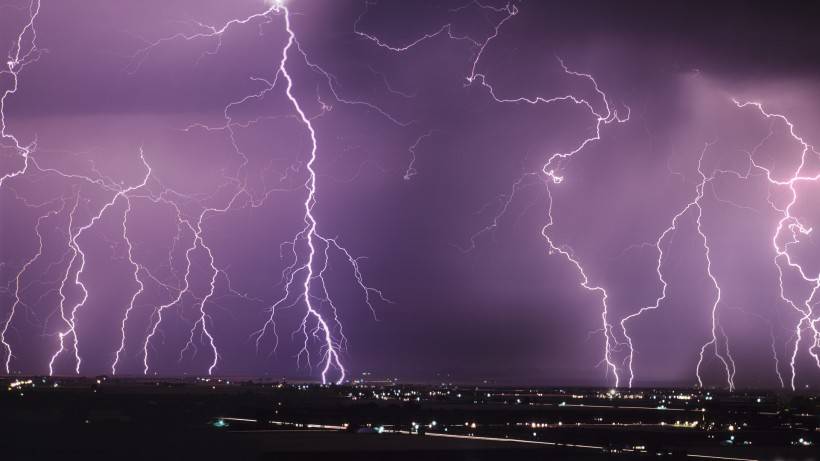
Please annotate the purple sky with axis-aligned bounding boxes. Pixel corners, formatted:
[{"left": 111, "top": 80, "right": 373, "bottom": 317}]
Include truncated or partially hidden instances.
[{"left": 2, "top": 0, "right": 820, "bottom": 389}]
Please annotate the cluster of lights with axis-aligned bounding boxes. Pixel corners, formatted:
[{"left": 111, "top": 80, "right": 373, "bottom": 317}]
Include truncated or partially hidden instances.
[
  {"left": 522, "top": 421, "right": 563, "bottom": 429},
  {"left": 347, "top": 387, "right": 426, "bottom": 402},
  {"left": 672, "top": 420, "right": 699, "bottom": 428},
  {"left": 8, "top": 379, "right": 33, "bottom": 390},
  {"left": 195, "top": 377, "right": 234, "bottom": 385},
  {"left": 2, "top": 377, "right": 814, "bottom": 454}
]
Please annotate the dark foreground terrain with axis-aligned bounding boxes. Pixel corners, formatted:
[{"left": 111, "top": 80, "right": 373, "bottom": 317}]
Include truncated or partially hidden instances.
[{"left": 1, "top": 377, "right": 817, "bottom": 460}]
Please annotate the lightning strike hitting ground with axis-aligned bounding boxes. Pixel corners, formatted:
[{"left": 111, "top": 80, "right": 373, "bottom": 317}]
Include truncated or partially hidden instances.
[
  {"left": 248, "top": 4, "right": 390, "bottom": 385},
  {"left": 473, "top": 57, "right": 631, "bottom": 386},
  {"left": 2, "top": 196, "right": 65, "bottom": 373},
  {"left": 617, "top": 142, "right": 738, "bottom": 390},
  {"left": 1, "top": 0, "right": 45, "bottom": 372},
  {"left": 355, "top": 1, "right": 817, "bottom": 390},
  {"left": 111, "top": 198, "right": 144, "bottom": 376},
  {"left": 2, "top": 0, "right": 394, "bottom": 380},
  {"left": 731, "top": 99, "right": 820, "bottom": 390},
  {"left": 3, "top": 0, "right": 820, "bottom": 390},
  {"left": 48, "top": 150, "right": 152, "bottom": 376},
  {"left": 122, "top": 2, "right": 396, "bottom": 381},
  {"left": 356, "top": 1, "right": 631, "bottom": 386}
]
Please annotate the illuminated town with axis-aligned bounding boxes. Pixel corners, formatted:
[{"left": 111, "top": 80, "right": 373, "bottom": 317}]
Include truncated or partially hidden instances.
[{"left": 2, "top": 376, "right": 817, "bottom": 459}]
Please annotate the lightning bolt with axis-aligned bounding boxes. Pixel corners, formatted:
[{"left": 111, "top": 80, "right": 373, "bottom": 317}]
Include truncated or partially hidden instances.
[
  {"left": 466, "top": 10, "right": 633, "bottom": 386},
  {"left": 613, "top": 94, "right": 820, "bottom": 390},
  {"left": 48, "top": 150, "right": 152, "bottom": 375},
  {"left": 473, "top": 57, "right": 630, "bottom": 386},
  {"left": 357, "top": 1, "right": 630, "bottom": 387},
  {"left": 619, "top": 142, "right": 738, "bottom": 390},
  {"left": 111, "top": 196, "right": 144, "bottom": 375},
  {"left": 404, "top": 130, "right": 437, "bottom": 181},
  {"left": 357, "top": 1, "right": 812, "bottom": 390},
  {"left": 141, "top": 203, "right": 197, "bottom": 375},
  {"left": 129, "top": 1, "right": 395, "bottom": 381},
  {"left": 691, "top": 143, "right": 736, "bottom": 391},
  {"left": 0, "top": 0, "right": 40, "bottom": 188},
  {"left": 731, "top": 99, "right": 820, "bottom": 390},
  {"left": 7, "top": 0, "right": 816, "bottom": 390},
  {"left": 176, "top": 192, "right": 252, "bottom": 375},
  {"left": 249, "top": 3, "right": 390, "bottom": 385},
  {"left": 0, "top": 0, "right": 46, "bottom": 373},
  {"left": 0, "top": 0, "right": 457, "bottom": 382},
  {"left": 2, "top": 195, "right": 66, "bottom": 373}
]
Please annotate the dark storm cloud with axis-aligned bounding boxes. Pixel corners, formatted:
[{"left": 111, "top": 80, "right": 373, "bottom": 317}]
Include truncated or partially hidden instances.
[{"left": 515, "top": 0, "right": 820, "bottom": 77}]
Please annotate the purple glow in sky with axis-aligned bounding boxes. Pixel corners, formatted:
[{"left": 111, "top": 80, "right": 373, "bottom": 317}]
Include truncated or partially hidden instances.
[{"left": 2, "top": 0, "right": 820, "bottom": 389}]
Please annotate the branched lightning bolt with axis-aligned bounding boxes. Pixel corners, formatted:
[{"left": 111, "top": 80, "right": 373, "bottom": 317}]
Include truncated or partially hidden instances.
[
  {"left": 0, "top": 0, "right": 507, "bottom": 381},
  {"left": 357, "top": 1, "right": 630, "bottom": 387},
  {"left": 129, "top": 1, "right": 394, "bottom": 381},
  {"left": 404, "top": 130, "right": 437, "bottom": 181},
  {"left": 354, "top": 0, "right": 488, "bottom": 52},
  {"left": 620, "top": 142, "right": 737, "bottom": 390},
  {"left": 727, "top": 306, "right": 785, "bottom": 388},
  {"left": 0, "top": 0, "right": 46, "bottom": 373},
  {"left": 692, "top": 143, "right": 736, "bottom": 391},
  {"left": 0, "top": 0, "right": 41, "bottom": 188},
  {"left": 0, "top": 0, "right": 135, "bottom": 377},
  {"left": 2, "top": 196, "right": 66, "bottom": 373},
  {"left": 48, "top": 150, "right": 152, "bottom": 375},
  {"left": 731, "top": 99, "right": 820, "bottom": 390},
  {"left": 141, "top": 203, "right": 196, "bottom": 375},
  {"left": 476, "top": 59, "right": 630, "bottom": 386},
  {"left": 111, "top": 198, "right": 144, "bottom": 375},
  {"left": 176, "top": 193, "right": 251, "bottom": 375},
  {"left": 359, "top": 1, "right": 806, "bottom": 390},
  {"left": 249, "top": 4, "right": 390, "bottom": 385},
  {"left": 619, "top": 97, "right": 820, "bottom": 390},
  {"left": 7, "top": 0, "right": 816, "bottom": 390}
]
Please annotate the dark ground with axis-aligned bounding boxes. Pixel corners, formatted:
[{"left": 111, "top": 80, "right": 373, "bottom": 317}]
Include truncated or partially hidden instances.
[{"left": 0, "top": 377, "right": 816, "bottom": 460}]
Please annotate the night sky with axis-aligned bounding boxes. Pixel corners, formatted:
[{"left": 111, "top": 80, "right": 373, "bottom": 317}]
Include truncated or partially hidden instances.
[{"left": 2, "top": 0, "right": 820, "bottom": 389}]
